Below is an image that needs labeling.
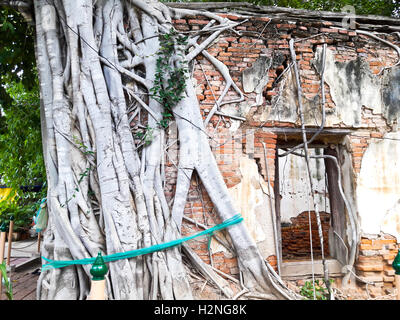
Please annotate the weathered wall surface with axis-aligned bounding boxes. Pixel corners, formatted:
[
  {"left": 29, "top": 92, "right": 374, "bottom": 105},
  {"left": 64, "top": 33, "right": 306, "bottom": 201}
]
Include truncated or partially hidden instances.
[
  {"left": 165, "top": 4, "right": 400, "bottom": 295},
  {"left": 227, "top": 156, "right": 276, "bottom": 258},
  {"left": 357, "top": 132, "right": 400, "bottom": 239}
]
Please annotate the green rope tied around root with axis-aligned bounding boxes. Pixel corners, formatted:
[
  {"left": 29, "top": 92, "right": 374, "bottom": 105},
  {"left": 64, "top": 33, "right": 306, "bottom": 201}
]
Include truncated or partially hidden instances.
[{"left": 41, "top": 213, "right": 243, "bottom": 271}]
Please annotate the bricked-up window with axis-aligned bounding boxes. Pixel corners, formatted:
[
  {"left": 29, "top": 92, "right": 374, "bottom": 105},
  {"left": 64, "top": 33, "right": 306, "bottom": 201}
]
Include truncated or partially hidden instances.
[
  {"left": 273, "top": 142, "right": 348, "bottom": 266},
  {"left": 276, "top": 147, "right": 331, "bottom": 261},
  {"left": 281, "top": 211, "right": 331, "bottom": 260}
]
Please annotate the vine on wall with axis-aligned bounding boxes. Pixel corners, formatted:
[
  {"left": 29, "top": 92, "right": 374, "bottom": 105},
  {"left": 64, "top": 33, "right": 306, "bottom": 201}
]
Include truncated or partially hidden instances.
[{"left": 150, "top": 28, "right": 189, "bottom": 129}]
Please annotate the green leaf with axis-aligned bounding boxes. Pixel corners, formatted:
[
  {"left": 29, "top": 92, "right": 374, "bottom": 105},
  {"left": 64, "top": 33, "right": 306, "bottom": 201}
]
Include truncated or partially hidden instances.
[{"left": 0, "top": 262, "right": 12, "bottom": 300}]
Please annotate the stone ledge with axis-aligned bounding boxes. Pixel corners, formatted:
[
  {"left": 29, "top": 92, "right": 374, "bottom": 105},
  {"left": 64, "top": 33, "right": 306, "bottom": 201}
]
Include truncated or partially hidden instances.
[{"left": 280, "top": 259, "right": 344, "bottom": 280}]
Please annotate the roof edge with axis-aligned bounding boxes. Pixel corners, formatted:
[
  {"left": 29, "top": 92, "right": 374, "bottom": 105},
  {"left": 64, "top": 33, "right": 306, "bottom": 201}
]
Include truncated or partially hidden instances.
[{"left": 166, "top": 2, "right": 400, "bottom": 31}]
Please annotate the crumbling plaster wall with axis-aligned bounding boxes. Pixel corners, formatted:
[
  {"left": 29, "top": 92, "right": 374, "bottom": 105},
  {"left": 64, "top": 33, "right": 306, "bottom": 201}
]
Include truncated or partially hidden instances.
[
  {"left": 269, "top": 42, "right": 397, "bottom": 128},
  {"left": 226, "top": 156, "right": 276, "bottom": 258},
  {"left": 166, "top": 8, "right": 400, "bottom": 291},
  {"left": 357, "top": 132, "right": 400, "bottom": 239}
]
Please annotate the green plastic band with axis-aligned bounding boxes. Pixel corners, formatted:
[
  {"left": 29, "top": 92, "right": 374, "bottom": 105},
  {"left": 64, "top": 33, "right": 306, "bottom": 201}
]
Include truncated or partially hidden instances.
[{"left": 41, "top": 214, "right": 243, "bottom": 271}]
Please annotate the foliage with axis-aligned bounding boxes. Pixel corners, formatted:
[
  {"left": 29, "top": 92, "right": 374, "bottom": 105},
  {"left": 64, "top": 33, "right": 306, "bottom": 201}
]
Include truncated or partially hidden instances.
[
  {"left": 259, "top": 0, "right": 399, "bottom": 16},
  {"left": 0, "top": 193, "right": 39, "bottom": 232},
  {"left": 0, "top": 262, "right": 13, "bottom": 300},
  {"left": 290, "top": 0, "right": 400, "bottom": 17},
  {"left": 134, "top": 125, "right": 154, "bottom": 147},
  {"left": 299, "top": 279, "right": 333, "bottom": 300},
  {"left": 0, "top": 7, "right": 36, "bottom": 110},
  {"left": 150, "top": 28, "right": 189, "bottom": 129},
  {"left": 0, "top": 80, "right": 46, "bottom": 231},
  {"left": 0, "top": 81, "right": 45, "bottom": 191},
  {"left": 0, "top": 7, "right": 46, "bottom": 233}
]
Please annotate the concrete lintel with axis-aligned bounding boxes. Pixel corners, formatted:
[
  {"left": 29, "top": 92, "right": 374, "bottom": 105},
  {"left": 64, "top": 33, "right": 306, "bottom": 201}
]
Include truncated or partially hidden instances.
[
  {"left": 280, "top": 259, "right": 344, "bottom": 280},
  {"left": 270, "top": 127, "right": 353, "bottom": 136}
]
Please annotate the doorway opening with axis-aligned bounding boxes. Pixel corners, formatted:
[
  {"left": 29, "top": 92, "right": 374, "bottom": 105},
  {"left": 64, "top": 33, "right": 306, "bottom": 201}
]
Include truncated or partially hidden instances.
[{"left": 271, "top": 130, "right": 350, "bottom": 278}]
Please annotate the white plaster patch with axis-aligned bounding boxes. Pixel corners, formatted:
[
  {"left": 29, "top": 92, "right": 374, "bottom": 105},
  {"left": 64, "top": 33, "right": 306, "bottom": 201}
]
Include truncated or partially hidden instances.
[
  {"left": 221, "top": 56, "right": 272, "bottom": 132},
  {"left": 210, "top": 156, "right": 276, "bottom": 258},
  {"left": 268, "top": 47, "right": 384, "bottom": 128},
  {"left": 318, "top": 47, "right": 382, "bottom": 127},
  {"left": 267, "top": 69, "right": 298, "bottom": 124},
  {"left": 357, "top": 132, "right": 400, "bottom": 240}
]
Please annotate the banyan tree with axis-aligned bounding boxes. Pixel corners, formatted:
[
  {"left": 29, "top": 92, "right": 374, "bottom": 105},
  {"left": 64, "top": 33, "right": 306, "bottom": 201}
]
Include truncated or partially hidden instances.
[{"left": 0, "top": 0, "right": 301, "bottom": 300}]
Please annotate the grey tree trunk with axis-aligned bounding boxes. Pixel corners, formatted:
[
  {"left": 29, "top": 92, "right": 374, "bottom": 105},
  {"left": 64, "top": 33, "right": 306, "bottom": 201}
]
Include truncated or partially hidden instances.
[{"left": 4, "top": 0, "right": 297, "bottom": 300}]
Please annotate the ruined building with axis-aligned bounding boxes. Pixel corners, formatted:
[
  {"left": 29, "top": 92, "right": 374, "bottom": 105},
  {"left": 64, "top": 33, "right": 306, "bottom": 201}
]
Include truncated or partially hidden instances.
[{"left": 165, "top": 2, "right": 400, "bottom": 297}]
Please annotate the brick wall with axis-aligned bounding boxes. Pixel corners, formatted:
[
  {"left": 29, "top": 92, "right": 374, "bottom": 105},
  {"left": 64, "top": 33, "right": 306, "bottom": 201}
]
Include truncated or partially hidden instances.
[
  {"left": 165, "top": 11, "right": 400, "bottom": 289},
  {"left": 281, "top": 211, "right": 330, "bottom": 260},
  {"left": 356, "top": 235, "right": 398, "bottom": 296}
]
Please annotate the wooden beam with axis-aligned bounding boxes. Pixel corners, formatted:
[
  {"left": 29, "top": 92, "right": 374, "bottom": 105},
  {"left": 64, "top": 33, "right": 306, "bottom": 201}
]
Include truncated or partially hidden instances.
[{"left": 324, "top": 147, "right": 347, "bottom": 266}]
